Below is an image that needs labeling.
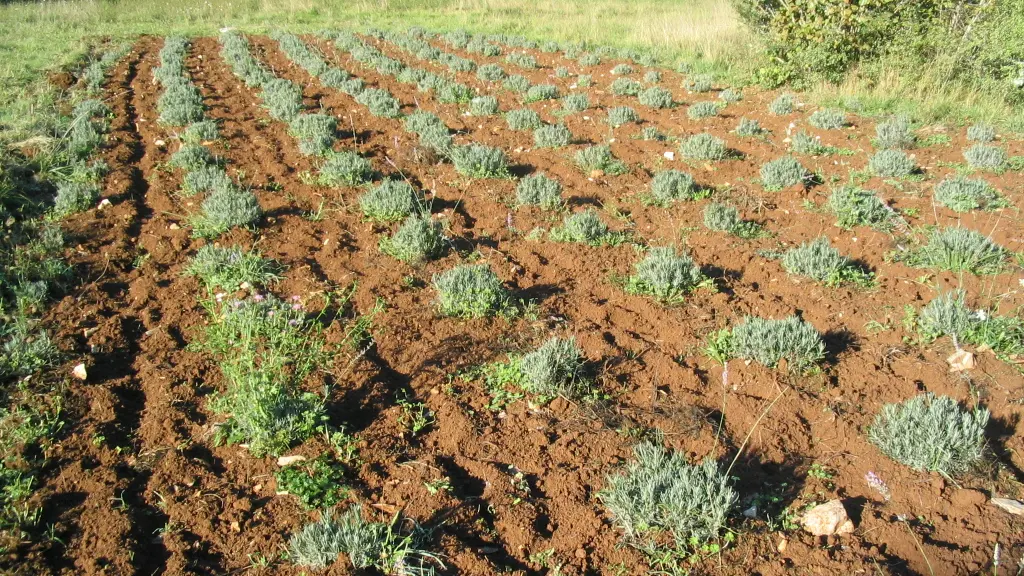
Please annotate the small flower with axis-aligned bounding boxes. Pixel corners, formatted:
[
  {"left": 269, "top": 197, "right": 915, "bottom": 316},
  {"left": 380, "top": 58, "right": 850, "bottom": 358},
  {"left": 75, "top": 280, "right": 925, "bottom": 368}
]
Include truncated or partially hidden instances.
[
  {"left": 291, "top": 295, "right": 301, "bottom": 301},
  {"left": 974, "top": 309, "right": 988, "bottom": 321},
  {"left": 291, "top": 303, "right": 302, "bottom": 310},
  {"left": 253, "top": 293, "right": 265, "bottom": 302}
]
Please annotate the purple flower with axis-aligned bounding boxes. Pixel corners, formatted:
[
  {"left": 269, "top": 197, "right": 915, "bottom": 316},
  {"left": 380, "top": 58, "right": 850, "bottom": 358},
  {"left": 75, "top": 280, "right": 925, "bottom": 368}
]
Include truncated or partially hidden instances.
[
  {"left": 253, "top": 294, "right": 265, "bottom": 302},
  {"left": 865, "top": 471, "right": 891, "bottom": 501}
]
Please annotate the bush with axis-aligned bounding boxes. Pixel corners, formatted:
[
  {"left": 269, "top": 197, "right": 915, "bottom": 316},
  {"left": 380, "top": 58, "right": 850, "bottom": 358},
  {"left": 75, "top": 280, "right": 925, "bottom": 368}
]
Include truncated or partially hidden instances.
[
  {"left": 320, "top": 67, "right": 350, "bottom": 89},
  {"left": 827, "top": 186, "right": 894, "bottom": 229},
  {"left": 574, "top": 145, "right": 627, "bottom": 175},
  {"left": 181, "top": 120, "right": 219, "bottom": 145},
  {"left": 576, "top": 74, "right": 593, "bottom": 87},
  {"left": 169, "top": 143, "right": 215, "bottom": 171},
  {"left": 625, "top": 247, "right": 705, "bottom": 303},
  {"left": 808, "top": 109, "right": 846, "bottom": 129},
  {"left": 719, "top": 88, "right": 743, "bottom": 103},
  {"left": 868, "top": 394, "right": 988, "bottom": 476},
  {"left": 550, "top": 209, "right": 620, "bottom": 245},
  {"left": 469, "top": 96, "right": 499, "bottom": 116},
  {"left": 648, "top": 170, "right": 699, "bottom": 206},
  {"left": 869, "top": 149, "right": 917, "bottom": 177},
  {"left": 355, "top": 88, "right": 401, "bottom": 118},
  {"left": 680, "top": 133, "right": 727, "bottom": 161},
  {"left": 918, "top": 290, "right": 974, "bottom": 344},
  {"left": 524, "top": 84, "right": 559, "bottom": 103},
  {"left": 781, "top": 237, "right": 872, "bottom": 286},
  {"left": 433, "top": 264, "right": 510, "bottom": 318},
  {"left": 451, "top": 145, "right": 509, "bottom": 178},
  {"left": 908, "top": 227, "right": 1007, "bottom": 274},
  {"left": 337, "top": 77, "right": 365, "bottom": 96},
  {"left": 600, "top": 442, "right": 736, "bottom": 548},
  {"left": 683, "top": 74, "right": 713, "bottom": 93},
  {"left": 477, "top": 63, "right": 506, "bottom": 81},
  {"left": 506, "top": 52, "right": 537, "bottom": 69},
  {"left": 182, "top": 164, "right": 234, "bottom": 196},
  {"left": 190, "top": 185, "right": 262, "bottom": 238},
  {"left": 435, "top": 81, "right": 474, "bottom": 104},
  {"left": 966, "top": 123, "right": 996, "bottom": 143},
  {"left": 158, "top": 83, "right": 205, "bottom": 126},
  {"left": 875, "top": 116, "right": 916, "bottom": 149},
  {"left": 735, "top": 117, "right": 764, "bottom": 137},
  {"left": 380, "top": 214, "right": 446, "bottom": 264},
  {"left": 555, "top": 66, "right": 570, "bottom": 78},
  {"left": 760, "top": 156, "right": 805, "bottom": 190},
  {"left": 790, "top": 131, "right": 828, "bottom": 155},
  {"left": 403, "top": 111, "right": 445, "bottom": 135},
  {"left": 533, "top": 123, "right": 573, "bottom": 149},
  {"left": 260, "top": 78, "right": 303, "bottom": 121},
  {"left": 611, "top": 63, "right": 634, "bottom": 75},
  {"left": 318, "top": 151, "right": 373, "bottom": 187},
  {"left": 359, "top": 180, "right": 422, "bottom": 222},
  {"left": 644, "top": 70, "right": 662, "bottom": 84},
  {"left": 963, "top": 144, "right": 1006, "bottom": 171},
  {"left": 520, "top": 337, "right": 586, "bottom": 397},
  {"left": 289, "top": 113, "right": 337, "bottom": 156},
  {"left": 934, "top": 176, "right": 1003, "bottom": 212},
  {"left": 289, "top": 506, "right": 437, "bottom": 571},
  {"left": 516, "top": 173, "right": 562, "bottom": 209},
  {"left": 53, "top": 181, "right": 99, "bottom": 217},
  {"left": 505, "top": 108, "right": 542, "bottom": 130},
  {"left": 641, "top": 126, "right": 666, "bottom": 141},
  {"left": 687, "top": 101, "right": 721, "bottom": 120},
  {"left": 185, "top": 245, "right": 279, "bottom": 290},
  {"left": 561, "top": 93, "right": 590, "bottom": 113},
  {"left": 768, "top": 93, "right": 796, "bottom": 115},
  {"left": 610, "top": 77, "right": 642, "bottom": 96},
  {"left": 703, "top": 203, "right": 763, "bottom": 238},
  {"left": 731, "top": 315, "right": 825, "bottom": 371},
  {"left": 503, "top": 74, "right": 531, "bottom": 93},
  {"left": 606, "top": 106, "right": 640, "bottom": 127},
  {"left": 578, "top": 53, "right": 600, "bottom": 66}
]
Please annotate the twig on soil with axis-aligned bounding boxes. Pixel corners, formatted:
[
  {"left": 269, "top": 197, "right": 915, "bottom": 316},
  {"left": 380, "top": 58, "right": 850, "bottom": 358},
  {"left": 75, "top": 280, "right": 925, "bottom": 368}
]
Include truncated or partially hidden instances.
[
  {"left": 901, "top": 519, "right": 936, "bottom": 576},
  {"left": 724, "top": 386, "right": 788, "bottom": 478}
]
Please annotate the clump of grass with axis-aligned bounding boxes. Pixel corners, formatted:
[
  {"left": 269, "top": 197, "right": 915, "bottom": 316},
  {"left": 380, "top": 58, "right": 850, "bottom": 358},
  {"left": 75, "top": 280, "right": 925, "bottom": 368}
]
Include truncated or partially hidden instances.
[
  {"left": 600, "top": 441, "right": 736, "bottom": 550},
  {"left": 647, "top": 170, "right": 700, "bottom": 206},
  {"left": 182, "top": 164, "right": 233, "bottom": 196},
  {"left": 380, "top": 214, "right": 446, "bottom": 264},
  {"left": 638, "top": 86, "right": 673, "bottom": 108},
  {"left": 289, "top": 113, "right": 337, "bottom": 156},
  {"left": 359, "top": 180, "right": 422, "bottom": 223},
  {"left": 869, "top": 150, "right": 917, "bottom": 177},
  {"left": 52, "top": 182, "right": 99, "bottom": 217},
  {"left": 606, "top": 106, "right": 640, "bottom": 127},
  {"left": 790, "top": 131, "right": 828, "bottom": 155},
  {"left": 184, "top": 245, "right": 279, "bottom": 291},
  {"left": 625, "top": 247, "right": 706, "bottom": 303},
  {"left": 963, "top": 144, "right": 1006, "bottom": 171},
  {"left": 735, "top": 118, "right": 764, "bottom": 137},
  {"left": 260, "top": 78, "right": 303, "bottom": 121},
  {"left": 680, "top": 133, "right": 727, "bottom": 161},
  {"left": 730, "top": 315, "right": 825, "bottom": 372},
  {"left": 918, "top": 289, "right": 974, "bottom": 348},
  {"left": 469, "top": 96, "right": 499, "bottom": 116},
  {"left": 760, "top": 157, "right": 806, "bottom": 191},
  {"left": 169, "top": 143, "right": 215, "bottom": 171},
  {"left": 533, "top": 124, "right": 572, "bottom": 148},
  {"left": 190, "top": 184, "right": 262, "bottom": 238},
  {"left": 451, "top": 145, "right": 509, "bottom": 178},
  {"left": 702, "top": 203, "right": 764, "bottom": 238},
  {"left": 550, "top": 209, "right": 623, "bottom": 245},
  {"left": 524, "top": 84, "right": 559, "bottom": 103},
  {"left": 781, "top": 238, "right": 872, "bottom": 287},
  {"left": 906, "top": 227, "right": 1007, "bottom": 275},
  {"left": 433, "top": 264, "right": 510, "bottom": 318},
  {"left": 561, "top": 93, "right": 590, "bottom": 113},
  {"left": 505, "top": 52, "right": 537, "bottom": 69},
  {"left": 318, "top": 151, "right": 373, "bottom": 187},
  {"left": 934, "top": 176, "right": 1003, "bottom": 212},
  {"left": 505, "top": 109, "right": 542, "bottom": 130},
  {"left": 516, "top": 173, "right": 562, "bottom": 209},
  {"left": 875, "top": 116, "right": 916, "bottom": 149},
  {"left": 610, "top": 63, "right": 634, "bottom": 75},
  {"left": 181, "top": 120, "right": 219, "bottom": 145},
  {"left": 868, "top": 394, "right": 988, "bottom": 476},
  {"left": 687, "top": 101, "right": 721, "bottom": 120},
  {"left": 574, "top": 145, "right": 627, "bottom": 175},
  {"left": 644, "top": 70, "right": 662, "bottom": 84},
  {"left": 578, "top": 53, "right": 600, "bottom": 66},
  {"left": 610, "top": 77, "right": 642, "bottom": 96},
  {"left": 519, "top": 337, "right": 586, "bottom": 397},
  {"left": 356, "top": 88, "right": 401, "bottom": 118},
  {"left": 768, "top": 93, "right": 796, "bottom": 115},
  {"left": 683, "top": 74, "right": 713, "bottom": 93},
  {"left": 826, "top": 186, "right": 895, "bottom": 229},
  {"left": 503, "top": 74, "right": 531, "bottom": 93},
  {"left": 719, "top": 88, "right": 742, "bottom": 103},
  {"left": 966, "top": 123, "right": 996, "bottom": 142},
  {"left": 477, "top": 63, "right": 506, "bottom": 81},
  {"left": 808, "top": 109, "right": 846, "bottom": 129}
]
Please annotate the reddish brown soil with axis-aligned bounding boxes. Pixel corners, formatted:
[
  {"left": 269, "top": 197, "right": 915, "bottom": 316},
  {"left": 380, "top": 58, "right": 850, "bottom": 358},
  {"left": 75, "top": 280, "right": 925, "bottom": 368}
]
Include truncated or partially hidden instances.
[{"left": 16, "top": 31, "right": 1024, "bottom": 576}]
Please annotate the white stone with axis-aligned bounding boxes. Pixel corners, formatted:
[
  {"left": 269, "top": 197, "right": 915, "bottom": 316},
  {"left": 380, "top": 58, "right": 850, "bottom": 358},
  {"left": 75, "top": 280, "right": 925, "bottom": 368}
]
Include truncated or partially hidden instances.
[
  {"left": 991, "top": 498, "right": 1024, "bottom": 515},
  {"left": 801, "top": 499, "right": 854, "bottom": 536},
  {"left": 72, "top": 363, "right": 88, "bottom": 381},
  {"left": 277, "top": 455, "right": 307, "bottom": 467}
]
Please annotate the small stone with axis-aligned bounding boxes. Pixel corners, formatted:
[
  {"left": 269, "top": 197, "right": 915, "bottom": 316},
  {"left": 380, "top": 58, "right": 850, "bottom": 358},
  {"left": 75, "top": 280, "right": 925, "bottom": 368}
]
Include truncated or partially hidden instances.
[
  {"left": 663, "top": 151, "right": 675, "bottom": 160},
  {"left": 589, "top": 169, "right": 604, "bottom": 178},
  {"left": 154, "top": 139, "right": 166, "bottom": 147},
  {"left": 947, "top": 349, "right": 976, "bottom": 372},
  {"left": 97, "top": 198, "right": 112, "bottom": 210},
  {"left": 276, "top": 455, "right": 306, "bottom": 467},
  {"left": 801, "top": 499, "right": 854, "bottom": 536},
  {"left": 777, "top": 537, "right": 788, "bottom": 553},
  {"left": 83, "top": 327, "right": 100, "bottom": 338},
  {"left": 230, "top": 520, "right": 241, "bottom": 533},
  {"left": 72, "top": 363, "right": 88, "bottom": 381},
  {"left": 743, "top": 505, "right": 758, "bottom": 518},
  {"left": 991, "top": 498, "right": 1024, "bottom": 515},
  {"left": 168, "top": 223, "right": 180, "bottom": 230}
]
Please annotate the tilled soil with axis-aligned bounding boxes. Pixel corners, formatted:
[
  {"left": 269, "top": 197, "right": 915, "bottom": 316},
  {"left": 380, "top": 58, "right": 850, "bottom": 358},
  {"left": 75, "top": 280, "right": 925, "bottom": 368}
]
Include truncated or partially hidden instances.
[{"left": 14, "top": 31, "right": 1024, "bottom": 576}]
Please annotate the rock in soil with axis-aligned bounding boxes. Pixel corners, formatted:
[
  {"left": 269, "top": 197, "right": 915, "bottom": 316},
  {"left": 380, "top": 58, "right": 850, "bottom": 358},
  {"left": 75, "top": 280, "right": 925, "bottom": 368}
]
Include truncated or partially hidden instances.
[{"left": 801, "top": 499, "right": 855, "bottom": 536}]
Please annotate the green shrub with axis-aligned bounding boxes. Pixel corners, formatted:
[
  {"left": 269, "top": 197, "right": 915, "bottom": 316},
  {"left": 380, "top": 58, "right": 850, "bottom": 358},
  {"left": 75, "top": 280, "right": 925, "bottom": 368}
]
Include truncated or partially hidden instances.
[
  {"left": 610, "top": 77, "right": 642, "bottom": 96},
  {"left": 533, "top": 124, "right": 572, "bottom": 148},
  {"left": 356, "top": 88, "right": 401, "bottom": 118},
  {"left": 555, "top": 66, "right": 571, "bottom": 78},
  {"left": 918, "top": 290, "right": 974, "bottom": 345},
  {"left": 625, "top": 246, "right": 705, "bottom": 303},
  {"left": 190, "top": 185, "right": 262, "bottom": 238},
  {"left": 719, "top": 88, "right": 743, "bottom": 103},
  {"left": 681, "top": 133, "right": 727, "bottom": 161},
  {"left": 781, "top": 237, "right": 872, "bottom": 287},
  {"left": 435, "top": 81, "right": 474, "bottom": 104},
  {"left": 640, "top": 126, "right": 666, "bottom": 141},
  {"left": 541, "top": 40, "right": 559, "bottom": 53},
  {"left": 318, "top": 151, "right": 373, "bottom": 187},
  {"left": 687, "top": 101, "right": 721, "bottom": 120},
  {"left": 158, "top": 83, "right": 205, "bottom": 126},
  {"left": 477, "top": 63, "right": 506, "bottom": 81},
  {"left": 469, "top": 96, "right": 499, "bottom": 116},
  {"left": 683, "top": 74, "right": 713, "bottom": 93},
  {"left": 444, "top": 29, "right": 471, "bottom": 48},
  {"left": 289, "top": 113, "right": 337, "bottom": 156},
  {"left": 576, "top": 74, "right": 593, "bottom": 87},
  {"left": 550, "top": 209, "right": 620, "bottom": 245},
  {"left": 506, "top": 52, "right": 537, "bottom": 69},
  {"left": 600, "top": 441, "right": 736, "bottom": 549},
  {"left": 610, "top": 63, "right": 634, "bottom": 75},
  {"left": 403, "top": 111, "right": 445, "bottom": 135},
  {"left": 433, "top": 264, "right": 510, "bottom": 318},
  {"left": 443, "top": 55, "right": 476, "bottom": 73},
  {"left": 505, "top": 108, "right": 542, "bottom": 130},
  {"left": 875, "top": 116, "right": 916, "bottom": 149},
  {"left": 181, "top": 120, "right": 219, "bottom": 145},
  {"left": 184, "top": 245, "right": 279, "bottom": 290},
  {"left": 516, "top": 173, "right": 562, "bottom": 209},
  {"left": 503, "top": 74, "right": 531, "bottom": 93},
  {"left": 907, "top": 227, "right": 1007, "bottom": 274},
  {"left": 963, "top": 144, "right": 1006, "bottom": 171},
  {"left": 869, "top": 149, "right": 917, "bottom": 177},
  {"left": 574, "top": 145, "right": 627, "bottom": 175},
  {"left": 519, "top": 337, "right": 586, "bottom": 397},
  {"left": 826, "top": 186, "right": 894, "bottom": 229},
  {"left": 647, "top": 170, "right": 700, "bottom": 206},
  {"left": 606, "top": 106, "right": 640, "bottom": 127},
  {"left": 0, "top": 325, "right": 60, "bottom": 378},
  {"left": 169, "top": 143, "right": 215, "bottom": 171},
  {"left": 451, "top": 145, "right": 509, "bottom": 178},
  {"left": 525, "top": 84, "right": 559, "bottom": 103},
  {"left": 53, "top": 181, "right": 99, "bottom": 217},
  {"left": 760, "top": 157, "right": 805, "bottom": 190},
  {"left": 702, "top": 203, "right": 763, "bottom": 238},
  {"left": 644, "top": 70, "right": 662, "bottom": 84},
  {"left": 418, "top": 126, "right": 454, "bottom": 156},
  {"left": 337, "top": 77, "right": 365, "bottom": 96},
  {"left": 578, "top": 53, "right": 600, "bottom": 66},
  {"left": 868, "top": 393, "right": 987, "bottom": 476},
  {"left": 260, "top": 78, "right": 303, "bottom": 121},
  {"left": 380, "top": 214, "right": 446, "bottom": 264},
  {"left": 730, "top": 315, "right": 825, "bottom": 371},
  {"left": 790, "top": 131, "right": 828, "bottom": 155},
  {"left": 934, "top": 176, "right": 1003, "bottom": 212},
  {"left": 808, "top": 109, "right": 846, "bottom": 129},
  {"left": 275, "top": 456, "right": 346, "bottom": 510},
  {"left": 182, "top": 164, "right": 234, "bottom": 196},
  {"left": 359, "top": 180, "right": 422, "bottom": 222},
  {"left": 735, "top": 117, "right": 764, "bottom": 137},
  {"left": 966, "top": 123, "right": 996, "bottom": 143},
  {"left": 320, "top": 67, "right": 351, "bottom": 89},
  {"left": 561, "top": 93, "right": 589, "bottom": 113},
  {"left": 768, "top": 93, "right": 796, "bottom": 115}
]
